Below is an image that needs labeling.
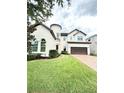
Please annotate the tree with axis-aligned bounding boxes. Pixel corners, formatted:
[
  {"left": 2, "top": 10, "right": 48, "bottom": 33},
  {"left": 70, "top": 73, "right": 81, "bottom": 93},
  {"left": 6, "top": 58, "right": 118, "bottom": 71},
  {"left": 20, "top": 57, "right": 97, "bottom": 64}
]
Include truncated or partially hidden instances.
[
  {"left": 27, "top": 24, "right": 37, "bottom": 54},
  {"left": 27, "top": 0, "right": 71, "bottom": 54},
  {"left": 27, "top": 0, "right": 71, "bottom": 23}
]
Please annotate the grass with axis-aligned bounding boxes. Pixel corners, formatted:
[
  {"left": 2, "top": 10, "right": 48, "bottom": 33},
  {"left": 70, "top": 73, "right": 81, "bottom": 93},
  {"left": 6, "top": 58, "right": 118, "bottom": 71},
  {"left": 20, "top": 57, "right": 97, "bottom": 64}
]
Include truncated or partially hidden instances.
[{"left": 28, "top": 55, "right": 97, "bottom": 93}]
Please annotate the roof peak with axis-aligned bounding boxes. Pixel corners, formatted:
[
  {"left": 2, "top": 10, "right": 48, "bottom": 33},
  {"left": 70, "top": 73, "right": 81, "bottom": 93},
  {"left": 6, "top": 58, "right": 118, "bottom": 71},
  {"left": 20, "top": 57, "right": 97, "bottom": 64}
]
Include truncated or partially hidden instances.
[
  {"left": 32, "top": 22, "right": 56, "bottom": 40},
  {"left": 68, "top": 29, "right": 87, "bottom": 36}
]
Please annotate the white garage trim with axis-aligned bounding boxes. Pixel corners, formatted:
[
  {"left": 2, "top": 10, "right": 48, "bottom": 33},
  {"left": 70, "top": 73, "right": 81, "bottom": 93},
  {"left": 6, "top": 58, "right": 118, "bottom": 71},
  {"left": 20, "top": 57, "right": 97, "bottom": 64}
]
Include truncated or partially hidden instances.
[{"left": 67, "top": 43, "right": 90, "bottom": 55}]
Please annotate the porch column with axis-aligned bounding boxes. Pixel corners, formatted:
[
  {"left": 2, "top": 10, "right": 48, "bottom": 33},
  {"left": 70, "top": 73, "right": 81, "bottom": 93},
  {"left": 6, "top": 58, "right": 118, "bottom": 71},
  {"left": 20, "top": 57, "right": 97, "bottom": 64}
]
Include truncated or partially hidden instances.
[
  {"left": 87, "top": 47, "right": 90, "bottom": 55},
  {"left": 67, "top": 45, "right": 71, "bottom": 54}
]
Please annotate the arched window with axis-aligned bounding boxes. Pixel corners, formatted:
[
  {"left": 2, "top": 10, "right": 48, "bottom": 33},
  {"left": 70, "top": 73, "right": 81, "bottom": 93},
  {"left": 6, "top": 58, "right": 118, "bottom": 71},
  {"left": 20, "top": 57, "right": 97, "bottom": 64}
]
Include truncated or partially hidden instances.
[
  {"left": 31, "top": 40, "right": 38, "bottom": 52},
  {"left": 41, "top": 39, "right": 46, "bottom": 52}
]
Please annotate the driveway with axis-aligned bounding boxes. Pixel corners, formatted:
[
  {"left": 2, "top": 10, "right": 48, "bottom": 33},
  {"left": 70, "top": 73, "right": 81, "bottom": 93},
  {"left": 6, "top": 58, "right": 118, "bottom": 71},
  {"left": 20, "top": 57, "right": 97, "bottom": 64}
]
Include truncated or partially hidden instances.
[{"left": 72, "top": 55, "right": 97, "bottom": 71}]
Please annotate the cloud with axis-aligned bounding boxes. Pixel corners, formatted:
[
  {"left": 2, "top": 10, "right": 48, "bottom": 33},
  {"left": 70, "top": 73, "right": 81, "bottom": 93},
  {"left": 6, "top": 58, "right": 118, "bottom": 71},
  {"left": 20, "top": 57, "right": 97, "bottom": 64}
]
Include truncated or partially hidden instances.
[
  {"left": 45, "top": 0, "right": 97, "bottom": 34},
  {"left": 76, "top": 0, "right": 97, "bottom": 16},
  {"left": 62, "top": 12, "right": 69, "bottom": 18}
]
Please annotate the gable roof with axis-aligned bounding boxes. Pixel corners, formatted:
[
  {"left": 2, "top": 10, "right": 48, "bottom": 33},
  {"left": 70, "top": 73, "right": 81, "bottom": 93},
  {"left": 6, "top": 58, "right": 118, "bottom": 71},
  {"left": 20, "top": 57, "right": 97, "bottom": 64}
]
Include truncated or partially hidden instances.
[
  {"left": 68, "top": 29, "right": 87, "bottom": 36},
  {"left": 86, "top": 34, "right": 97, "bottom": 40},
  {"left": 33, "top": 23, "right": 56, "bottom": 40}
]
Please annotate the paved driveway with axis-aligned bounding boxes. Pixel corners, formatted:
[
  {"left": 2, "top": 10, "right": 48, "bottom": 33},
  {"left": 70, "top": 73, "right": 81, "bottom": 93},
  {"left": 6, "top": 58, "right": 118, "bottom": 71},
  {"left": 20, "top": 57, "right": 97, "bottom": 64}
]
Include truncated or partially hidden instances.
[{"left": 72, "top": 55, "right": 97, "bottom": 71}]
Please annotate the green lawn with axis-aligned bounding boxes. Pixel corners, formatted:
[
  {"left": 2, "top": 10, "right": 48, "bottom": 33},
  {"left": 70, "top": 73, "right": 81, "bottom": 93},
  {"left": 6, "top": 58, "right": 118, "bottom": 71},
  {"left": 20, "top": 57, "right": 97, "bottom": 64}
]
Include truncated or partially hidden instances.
[{"left": 28, "top": 55, "right": 97, "bottom": 93}]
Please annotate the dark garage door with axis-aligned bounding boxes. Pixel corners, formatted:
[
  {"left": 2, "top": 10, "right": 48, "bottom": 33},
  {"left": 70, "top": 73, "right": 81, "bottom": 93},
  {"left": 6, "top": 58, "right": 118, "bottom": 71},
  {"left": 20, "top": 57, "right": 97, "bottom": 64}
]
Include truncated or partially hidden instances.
[{"left": 71, "top": 47, "right": 87, "bottom": 54}]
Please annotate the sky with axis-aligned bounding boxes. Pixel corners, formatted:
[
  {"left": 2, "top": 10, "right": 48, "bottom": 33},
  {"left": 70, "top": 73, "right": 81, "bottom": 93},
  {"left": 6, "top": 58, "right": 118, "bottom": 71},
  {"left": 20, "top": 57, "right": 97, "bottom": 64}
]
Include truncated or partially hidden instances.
[{"left": 45, "top": 0, "right": 97, "bottom": 36}]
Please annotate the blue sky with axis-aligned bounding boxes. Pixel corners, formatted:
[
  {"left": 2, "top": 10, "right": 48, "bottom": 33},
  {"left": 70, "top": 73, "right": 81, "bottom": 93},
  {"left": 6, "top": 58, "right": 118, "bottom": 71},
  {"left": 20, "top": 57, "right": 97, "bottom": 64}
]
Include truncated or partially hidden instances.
[{"left": 45, "top": 0, "right": 97, "bottom": 36}]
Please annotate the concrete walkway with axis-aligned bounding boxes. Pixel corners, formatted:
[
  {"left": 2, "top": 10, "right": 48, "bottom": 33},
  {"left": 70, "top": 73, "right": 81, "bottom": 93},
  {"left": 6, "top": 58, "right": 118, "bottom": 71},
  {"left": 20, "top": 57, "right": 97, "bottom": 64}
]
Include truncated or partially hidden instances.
[{"left": 72, "top": 55, "right": 97, "bottom": 71}]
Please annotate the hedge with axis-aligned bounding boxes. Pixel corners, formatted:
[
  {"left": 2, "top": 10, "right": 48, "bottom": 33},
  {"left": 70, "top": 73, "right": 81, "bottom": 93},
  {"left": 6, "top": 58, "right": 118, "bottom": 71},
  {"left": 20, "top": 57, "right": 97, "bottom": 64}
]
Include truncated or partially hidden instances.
[
  {"left": 49, "top": 50, "right": 59, "bottom": 58},
  {"left": 27, "top": 53, "right": 41, "bottom": 61},
  {"left": 61, "top": 51, "right": 69, "bottom": 55}
]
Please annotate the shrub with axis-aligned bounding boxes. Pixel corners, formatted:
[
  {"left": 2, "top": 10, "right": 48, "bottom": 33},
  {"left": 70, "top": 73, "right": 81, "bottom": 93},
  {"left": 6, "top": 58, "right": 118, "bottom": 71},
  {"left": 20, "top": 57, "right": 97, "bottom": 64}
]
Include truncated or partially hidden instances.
[
  {"left": 61, "top": 51, "right": 69, "bottom": 55},
  {"left": 90, "top": 53, "right": 97, "bottom": 56},
  {"left": 49, "top": 50, "right": 59, "bottom": 58},
  {"left": 27, "top": 53, "right": 41, "bottom": 61},
  {"left": 35, "top": 53, "right": 41, "bottom": 59}
]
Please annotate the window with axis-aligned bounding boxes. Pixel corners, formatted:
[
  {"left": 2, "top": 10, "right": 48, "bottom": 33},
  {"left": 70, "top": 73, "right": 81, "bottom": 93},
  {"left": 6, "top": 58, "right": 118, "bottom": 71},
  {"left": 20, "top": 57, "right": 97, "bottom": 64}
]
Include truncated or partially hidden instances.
[
  {"left": 70, "top": 36, "right": 72, "bottom": 40},
  {"left": 57, "top": 33, "right": 59, "bottom": 38},
  {"left": 77, "top": 36, "right": 83, "bottom": 41},
  {"left": 41, "top": 39, "right": 46, "bottom": 52},
  {"left": 31, "top": 41, "right": 38, "bottom": 52},
  {"left": 63, "top": 37, "right": 66, "bottom": 41}
]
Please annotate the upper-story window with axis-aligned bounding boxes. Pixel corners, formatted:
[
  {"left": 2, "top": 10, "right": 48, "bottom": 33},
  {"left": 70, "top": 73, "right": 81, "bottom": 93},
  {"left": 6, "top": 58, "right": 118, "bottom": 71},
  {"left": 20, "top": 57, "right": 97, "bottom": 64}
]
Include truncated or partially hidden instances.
[
  {"left": 70, "top": 36, "right": 72, "bottom": 40},
  {"left": 31, "top": 40, "right": 38, "bottom": 52},
  {"left": 57, "top": 33, "right": 59, "bottom": 38},
  {"left": 77, "top": 36, "right": 83, "bottom": 41},
  {"left": 63, "top": 37, "right": 67, "bottom": 41}
]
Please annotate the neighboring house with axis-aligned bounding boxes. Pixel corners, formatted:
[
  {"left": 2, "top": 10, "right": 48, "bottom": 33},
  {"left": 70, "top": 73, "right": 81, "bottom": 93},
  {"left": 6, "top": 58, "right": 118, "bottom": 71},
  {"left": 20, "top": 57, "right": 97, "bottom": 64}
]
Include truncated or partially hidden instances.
[
  {"left": 86, "top": 34, "right": 97, "bottom": 55},
  {"left": 31, "top": 23, "right": 91, "bottom": 57}
]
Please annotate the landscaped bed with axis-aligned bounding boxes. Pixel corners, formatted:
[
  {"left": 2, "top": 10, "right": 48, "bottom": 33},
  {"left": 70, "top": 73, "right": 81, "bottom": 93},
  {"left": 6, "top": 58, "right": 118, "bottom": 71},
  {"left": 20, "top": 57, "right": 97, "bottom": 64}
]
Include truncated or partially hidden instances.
[{"left": 27, "top": 55, "right": 97, "bottom": 93}]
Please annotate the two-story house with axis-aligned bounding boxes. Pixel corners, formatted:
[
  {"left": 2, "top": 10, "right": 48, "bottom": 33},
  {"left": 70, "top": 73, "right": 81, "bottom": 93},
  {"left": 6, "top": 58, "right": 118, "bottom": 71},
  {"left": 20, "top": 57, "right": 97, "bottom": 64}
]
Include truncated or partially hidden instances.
[{"left": 31, "top": 23, "right": 91, "bottom": 57}]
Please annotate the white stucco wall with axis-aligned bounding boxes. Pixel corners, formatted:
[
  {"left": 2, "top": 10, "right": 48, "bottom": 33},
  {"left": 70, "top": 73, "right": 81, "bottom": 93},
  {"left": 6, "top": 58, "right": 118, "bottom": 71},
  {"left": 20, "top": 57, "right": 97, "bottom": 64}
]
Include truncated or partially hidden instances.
[
  {"left": 50, "top": 25, "right": 62, "bottom": 53},
  {"left": 31, "top": 25, "right": 56, "bottom": 57},
  {"left": 74, "top": 32, "right": 86, "bottom": 41},
  {"left": 90, "top": 36, "right": 97, "bottom": 55},
  {"left": 60, "top": 30, "right": 90, "bottom": 55},
  {"left": 87, "top": 35, "right": 97, "bottom": 55},
  {"left": 60, "top": 36, "right": 68, "bottom": 52},
  {"left": 50, "top": 25, "right": 61, "bottom": 38},
  {"left": 31, "top": 25, "right": 92, "bottom": 56},
  {"left": 67, "top": 31, "right": 86, "bottom": 42}
]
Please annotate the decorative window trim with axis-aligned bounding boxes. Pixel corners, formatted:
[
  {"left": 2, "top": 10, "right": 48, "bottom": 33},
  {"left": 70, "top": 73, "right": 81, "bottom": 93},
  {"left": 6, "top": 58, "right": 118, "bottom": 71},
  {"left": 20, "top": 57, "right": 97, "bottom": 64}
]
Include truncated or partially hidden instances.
[
  {"left": 41, "top": 39, "right": 46, "bottom": 52},
  {"left": 31, "top": 41, "right": 38, "bottom": 52},
  {"left": 77, "top": 36, "right": 83, "bottom": 41}
]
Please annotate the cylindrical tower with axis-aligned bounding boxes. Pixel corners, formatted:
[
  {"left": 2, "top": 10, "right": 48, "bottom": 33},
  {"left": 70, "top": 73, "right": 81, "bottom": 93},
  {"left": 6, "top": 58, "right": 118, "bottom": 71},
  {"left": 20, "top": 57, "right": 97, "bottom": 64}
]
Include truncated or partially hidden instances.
[{"left": 50, "top": 24, "right": 62, "bottom": 38}]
